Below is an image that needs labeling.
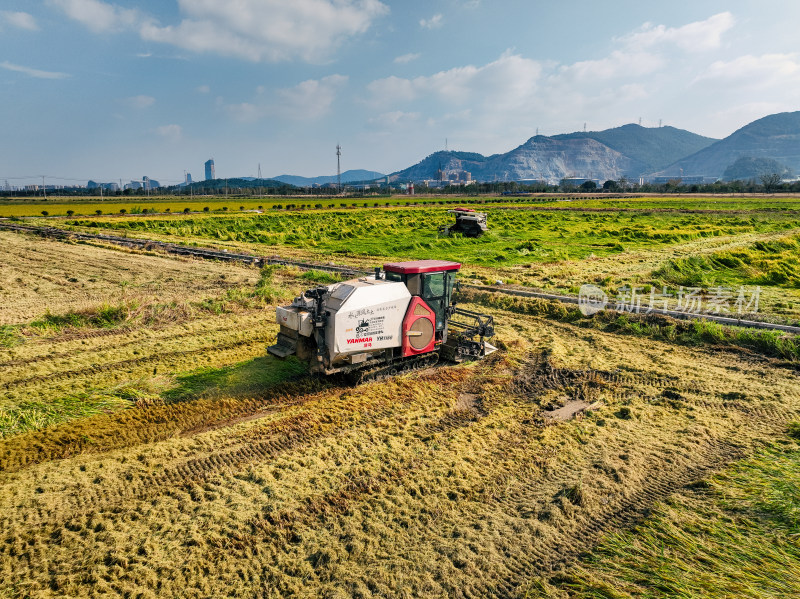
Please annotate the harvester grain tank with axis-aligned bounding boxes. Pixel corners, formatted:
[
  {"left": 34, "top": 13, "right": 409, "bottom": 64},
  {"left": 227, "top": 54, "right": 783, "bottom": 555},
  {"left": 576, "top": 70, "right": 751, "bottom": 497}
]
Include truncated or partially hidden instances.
[
  {"left": 440, "top": 208, "right": 488, "bottom": 237},
  {"left": 268, "top": 260, "right": 496, "bottom": 380}
]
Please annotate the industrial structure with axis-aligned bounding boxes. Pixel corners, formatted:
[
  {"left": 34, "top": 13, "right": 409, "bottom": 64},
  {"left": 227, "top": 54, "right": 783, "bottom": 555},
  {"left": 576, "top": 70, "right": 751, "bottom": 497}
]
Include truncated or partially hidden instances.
[{"left": 336, "top": 144, "right": 342, "bottom": 192}]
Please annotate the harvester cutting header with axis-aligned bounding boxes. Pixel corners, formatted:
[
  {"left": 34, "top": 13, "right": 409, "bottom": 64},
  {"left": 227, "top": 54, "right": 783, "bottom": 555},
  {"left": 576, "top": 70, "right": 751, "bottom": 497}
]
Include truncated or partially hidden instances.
[{"left": 268, "top": 260, "right": 496, "bottom": 381}]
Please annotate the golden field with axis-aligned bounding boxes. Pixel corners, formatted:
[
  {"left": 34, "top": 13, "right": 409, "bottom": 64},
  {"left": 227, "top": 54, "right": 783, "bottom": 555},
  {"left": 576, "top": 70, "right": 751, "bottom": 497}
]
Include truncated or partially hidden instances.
[{"left": 1, "top": 203, "right": 799, "bottom": 598}]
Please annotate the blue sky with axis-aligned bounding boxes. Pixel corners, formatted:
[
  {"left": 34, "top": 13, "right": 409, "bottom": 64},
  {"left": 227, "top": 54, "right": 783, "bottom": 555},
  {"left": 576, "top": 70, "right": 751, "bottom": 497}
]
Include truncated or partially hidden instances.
[{"left": 2, "top": 0, "right": 800, "bottom": 186}]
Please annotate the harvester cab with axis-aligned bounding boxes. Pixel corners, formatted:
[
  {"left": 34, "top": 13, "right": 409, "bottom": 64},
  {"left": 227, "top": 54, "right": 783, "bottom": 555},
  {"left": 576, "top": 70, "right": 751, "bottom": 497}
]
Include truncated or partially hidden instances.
[
  {"left": 439, "top": 208, "right": 488, "bottom": 237},
  {"left": 268, "top": 260, "right": 496, "bottom": 380}
]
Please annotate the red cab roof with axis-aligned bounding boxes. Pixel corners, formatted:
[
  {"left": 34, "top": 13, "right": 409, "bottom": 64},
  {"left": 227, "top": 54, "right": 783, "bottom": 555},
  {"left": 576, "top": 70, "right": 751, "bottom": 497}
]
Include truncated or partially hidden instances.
[{"left": 384, "top": 259, "right": 461, "bottom": 274}]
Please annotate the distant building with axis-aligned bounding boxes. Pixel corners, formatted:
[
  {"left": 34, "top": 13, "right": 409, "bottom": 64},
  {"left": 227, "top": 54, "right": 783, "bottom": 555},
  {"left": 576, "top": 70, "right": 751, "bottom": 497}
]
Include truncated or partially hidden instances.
[
  {"left": 561, "top": 177, "right": 601, "bottom": 187},
  {"left": 649, "top": 175, "right": 717, "bottom": 185},
  {"left": 435, "top": 169, "right": 472, "bottom": 183},
  {"left": 141, "top": 176, "right": 160, "bottom": 191},
  {"left": 186, "top": 173, "right": 193, "bottom": 184},
  {"left": 205, "top": 159, "right": 215, "bottom": 181},
  {"left": 88, "top": 180, "right": 119, "bottom": 192}
]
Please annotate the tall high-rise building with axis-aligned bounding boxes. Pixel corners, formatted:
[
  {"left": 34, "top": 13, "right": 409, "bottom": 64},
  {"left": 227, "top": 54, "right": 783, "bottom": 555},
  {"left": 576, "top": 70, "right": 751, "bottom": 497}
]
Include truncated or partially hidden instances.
[{"left": 205, "top": 159, "right": 215, "bottom": 181}]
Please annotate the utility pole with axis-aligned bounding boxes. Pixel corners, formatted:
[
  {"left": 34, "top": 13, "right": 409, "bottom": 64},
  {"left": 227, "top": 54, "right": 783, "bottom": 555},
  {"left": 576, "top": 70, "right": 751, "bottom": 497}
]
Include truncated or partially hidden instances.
[
  {"left": 42, "top": 175, "right": 46, "bottom": 200},
  {"left": 336, "top": 144, "right": 342, "bottom": 194}
]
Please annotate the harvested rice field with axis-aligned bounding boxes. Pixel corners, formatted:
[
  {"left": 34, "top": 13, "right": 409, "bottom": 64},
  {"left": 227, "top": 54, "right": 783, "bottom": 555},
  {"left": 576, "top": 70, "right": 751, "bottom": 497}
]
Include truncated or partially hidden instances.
[{"left": 1, "top": 199, "right": 799, "bottom": 598}]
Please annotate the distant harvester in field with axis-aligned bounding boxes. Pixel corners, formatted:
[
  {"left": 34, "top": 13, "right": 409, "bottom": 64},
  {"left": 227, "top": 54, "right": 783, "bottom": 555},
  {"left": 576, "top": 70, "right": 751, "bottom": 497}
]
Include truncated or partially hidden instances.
[{"left": 439, "top": 208, "right": 488, "bottom": 237}]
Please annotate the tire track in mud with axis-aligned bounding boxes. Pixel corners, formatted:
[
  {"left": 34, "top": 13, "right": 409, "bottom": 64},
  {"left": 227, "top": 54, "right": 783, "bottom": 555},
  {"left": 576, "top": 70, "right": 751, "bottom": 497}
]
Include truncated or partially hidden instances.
[
  {"left": 466, "top": 405, "right": 798, "bottom": 595},
  {"left": 201, "top": 382, "right": 787, "bottom": 598},
  {"left": 504, "top": 438, "right": 743, "bottom": 573},
  {"left": 3, "top": 303, "right": 799, "bottom": 596},
  {"left": 0, "top": 320, "right": 267, "bottom": 369},
  {"left": 1, "top": 338, "right": 262, "bottom": 390},
  {"left": 0, "top": 370, "right": 471, "bottom": 538},
  {"left": 395, "top": 348, "right": 800, "bottom": 597}
]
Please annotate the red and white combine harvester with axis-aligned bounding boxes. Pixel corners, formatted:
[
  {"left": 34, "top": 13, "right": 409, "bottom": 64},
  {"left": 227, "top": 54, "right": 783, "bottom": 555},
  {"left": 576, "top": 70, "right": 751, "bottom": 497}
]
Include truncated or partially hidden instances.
[{"left": 268, "top": 260, "right": 496, "bottom": 381}]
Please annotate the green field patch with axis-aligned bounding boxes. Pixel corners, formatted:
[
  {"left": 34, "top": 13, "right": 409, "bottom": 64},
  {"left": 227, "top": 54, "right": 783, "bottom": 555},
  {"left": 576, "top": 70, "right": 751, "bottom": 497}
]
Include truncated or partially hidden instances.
[
  {"left": 461, "top": 288, "right": 800, "bottom": 361},
  {"left": 29, "top": 303, "right": 128, "bottom": 333},
  {"left": 0, "top": 354, "right": 307, "bottom": 437},
  {"left": 651, "top": 234, "right": 800, "bottom": 289},
  {"left": 0, "top": 380, "right": 161, "bottom": 437},
  {"left": 62, "top": 206, "right": 800, "bottom": 269},
  {"left": 162, "top": 355, "right": 307, "bottom": 403},
  {"left": 300, "top": 269, "right": 342, "bottom": 284},
  {"left": 526, "top": 442, "right": 800, "bottom": 598}
]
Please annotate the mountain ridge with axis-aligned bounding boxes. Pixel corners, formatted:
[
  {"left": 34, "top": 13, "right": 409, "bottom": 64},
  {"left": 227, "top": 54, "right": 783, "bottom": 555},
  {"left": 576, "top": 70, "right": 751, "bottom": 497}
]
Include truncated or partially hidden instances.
[
  {"left": 390, "top": 123, "right": 718, "bottom": 183},
  {"left": 272, "top": 169, "right": 385, "bottom": 187},
  {"left": 654, "top": 111, "right": 800, "bottom": 179}
]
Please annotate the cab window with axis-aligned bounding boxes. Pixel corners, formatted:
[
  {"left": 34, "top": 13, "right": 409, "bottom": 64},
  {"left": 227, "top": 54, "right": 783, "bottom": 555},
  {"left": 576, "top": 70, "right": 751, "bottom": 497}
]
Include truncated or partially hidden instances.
[
  {"left": 422, "top": 272, "right": 452, "bottom": 332},
  {"left": 385, "top": 271, "right": 405, "bottom": 283},
  {"left": 423, "top": 273, "right": 445, "bottom": 297}
]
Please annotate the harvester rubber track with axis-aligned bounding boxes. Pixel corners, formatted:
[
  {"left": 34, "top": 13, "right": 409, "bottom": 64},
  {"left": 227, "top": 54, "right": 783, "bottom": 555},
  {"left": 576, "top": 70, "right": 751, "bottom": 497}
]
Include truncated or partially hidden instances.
[{"left": 347, "top": 352, "right": 440, "bottom": 385}]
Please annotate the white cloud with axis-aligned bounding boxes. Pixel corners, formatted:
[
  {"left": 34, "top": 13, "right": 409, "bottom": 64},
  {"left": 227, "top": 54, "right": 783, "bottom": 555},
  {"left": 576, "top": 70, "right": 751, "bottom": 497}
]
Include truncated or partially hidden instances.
[
  {"left": 368, "top": 52, "right": 542, "bottom": 108},
  {"left": 694, "top": 53, "right": 800, "bottom": 86},
  {"left": 366, "top": 51, "right": 547, "bottom": 146},
  {"left": 369, "top": 111, "right": 421, "bottom": 126},
  {"left": 52, "top": 0, "right": 388, "bottom": 62},
  {"left": 276, "top": 74, "right": 348, "bottom": 118},
  {"left": 156, "top": 124, "right": 182, "bottom": 142},
  {"left": 1, "top": 11, "right": 39, "bottom": 31},
  {"left": 121, "top": 94, "right": 155, "bottom": 109},
  {"left": 139, "top": 0, "right": 389, "bottom": 63},
  {"left": 196, "top": 84, "right": 210, "bottom": 94},
  {"left": 394, "top": 52, "right": 421, "bottom": 64},
  {"left": 364, "top": 12, "right": 745, "bottom": 146},
  {"left": 687, "top": 53, "right": 800, "bottom": 131},
  {"left": 226, "top": 102, "right": 264, "bottom": 123},
  {"left": 47, "top": 0, "right": 139, "bottom": 33},
  {"left": 420, "top": 13, "right": 443, "bottom": 29},
  {"left": 553, "top": 50, "right": 663, "bottom": 83},
  {"left": 227, "top": 74, "right": 348, "bottom": 122},
  {"left": 621, "top": 12, "right": 735, "bottom": 52},
  {"left": 0, "top": 61, "right": 70, "bottom": 79}
]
